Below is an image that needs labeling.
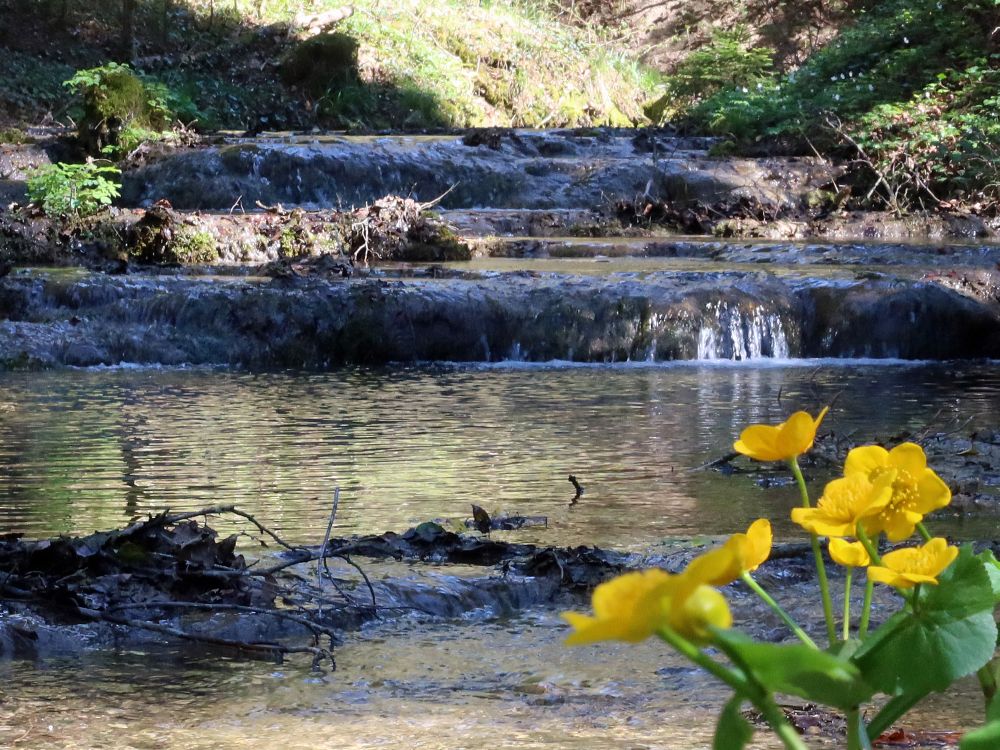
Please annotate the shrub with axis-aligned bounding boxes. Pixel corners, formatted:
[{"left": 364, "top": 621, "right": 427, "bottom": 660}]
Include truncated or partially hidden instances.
[
  {"left": 26, "top": 161, "right": 121, "bottom": 218},
  {"left": 665, "top": 27, "right": 774, "bottom": 109}
]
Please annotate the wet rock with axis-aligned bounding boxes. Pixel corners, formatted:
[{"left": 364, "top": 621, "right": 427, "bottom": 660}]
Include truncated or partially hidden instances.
[
  {"left": 0, "top": 269, "right": 996, "bottom": 368},
  {"left": 121, "top": 131, "right": 838, "bottom": 213}
]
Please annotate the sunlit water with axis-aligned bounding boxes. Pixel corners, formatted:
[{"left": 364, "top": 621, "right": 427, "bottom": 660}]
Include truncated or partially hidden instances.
[
  {"left": 2, "top": 362, "right": 999, "bottom": 546},
  {"left": 2, "top": 361, "right": 999, "bottom": 748}
]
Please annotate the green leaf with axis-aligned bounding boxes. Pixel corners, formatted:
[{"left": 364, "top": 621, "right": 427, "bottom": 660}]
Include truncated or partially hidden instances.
[
  {"left": 714, "top": 630, "right": 873, "bottom": 710},
  {"left": 977, "top": 550, "right": 1000, "bottom": 604},
  {"left": 961, "top": 719, "right": 1000, "bottom": 750},
  {"left": 853, "top": 547, "right": 998, "bottom": 695},
  {"left": 714, "top": 696, "right": 753, "bottom": 750}
]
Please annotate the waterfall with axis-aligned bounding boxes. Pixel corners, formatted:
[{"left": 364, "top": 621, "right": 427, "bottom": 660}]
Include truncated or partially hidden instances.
[{"left": 696, "top": 303, "right": 789, "bottom": 360}]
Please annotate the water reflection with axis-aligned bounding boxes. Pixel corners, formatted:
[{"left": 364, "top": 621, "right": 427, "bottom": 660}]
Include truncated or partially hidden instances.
[{"left": 0, "top": 361, "right": 998, "bottom": 547}]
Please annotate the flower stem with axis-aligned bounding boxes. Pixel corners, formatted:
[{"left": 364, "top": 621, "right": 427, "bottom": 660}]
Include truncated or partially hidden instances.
[
  {"left": 859, "top": 578, "right": 874, "bottom": 640},
  {"left": 855, "top": 525, "right": 883, "bottom": 567},
  {"left": 788, "top": 458, "right": 813, "bottom": 509},
  {"left": 742, "top": 572, "right": 817, "bottom": 648},
  {"left": 790, "top": 458, "right": 836, "bottom": 645},
  {"left": 867, "top": 691, "right": 928, "bottom": 742},
  {"left": 655, "top": 627, "right": 751, "bottom": 694},
  {"left": 842, "top": 567, "right": 853, "bottom": 642},
  {"left": 848, "top": 706, "right": 873, "bottom": 750},
  {"left": 713, "top": 635, "right": 813, "bottom": 750},
  {"left": 977, "top": 661, "right": 998, "bottom": 706},
  {"left": 915, "top": 521, "right": 933, "bottom": 542}
]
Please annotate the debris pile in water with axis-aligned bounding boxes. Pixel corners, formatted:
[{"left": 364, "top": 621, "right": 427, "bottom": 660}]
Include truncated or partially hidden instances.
[{"left": 0, "top": 505, "right": 631, "bottom": 665}]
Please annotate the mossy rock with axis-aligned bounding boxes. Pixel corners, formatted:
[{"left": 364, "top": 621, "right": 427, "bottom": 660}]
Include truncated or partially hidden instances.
[
  {"left": 0, "top": 127, "right": 29, "bottom": 145},
  {"left": 128, "top": 206, "right": 217, "bottom": 264},
  {"left": 280, "top": 33, "right": 359, "bottom": 98},
  {"left": 75, "top": 65, "right": 166, "bottom": 155},
  {"left": 642, "top": 93, "right": 671, "bottom": 125},
  {"left": 171, "top": 229, "right": 218, "bottom": 264}
]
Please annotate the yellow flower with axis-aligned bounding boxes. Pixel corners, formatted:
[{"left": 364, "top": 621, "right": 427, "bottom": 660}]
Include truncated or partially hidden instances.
[
  {"left": 733, "top": 407, "right": 830, "bottom": 462},
  {"left": 688, "top": 519, "right": 773, "bottom": 586},
  {"left": 562, "top": 569, "right": 675, "bottom": 645},
  {"left": 844, "top": 443, "right": 952, "bottom": 542},
  {"left": 562, "top": 560, "right": 734, "bottom": 645},
  {"left": 791, "top": 472, "right": 895, "bottom": 537},
  {"left": 867, "top": 538, "right": 958, "bottom": 589},
  {"left": 828, "top": 538, "right": 870, "bottom": 567},
  {"left": 674, "top": 585, "right": 733, "bottom": 642}
]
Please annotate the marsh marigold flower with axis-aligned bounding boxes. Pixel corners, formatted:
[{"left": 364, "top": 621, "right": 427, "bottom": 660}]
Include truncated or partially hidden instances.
[
  {"left": 844, "top": 443, "right": 952, "bottom": 542},
  {"left": 791, "top": 472, "right": 894, "bottom": 538},
  {"left": 562, "top": 561, "right": 733, "bottom": 646},
  {"left": 688, "top": 519, "right": 773, "bottom": 586},
  {"left": 733, "top": 407, "right": 829, "bottom": 462},
  {"left": 828, "top": 538, "right": 870, "bottom": 568},
  {"left": 562, "top": 569, "right": 674, "bottom": 645},
  {"left": 867, "top": 537, "right": 958, "bottom": 588}
]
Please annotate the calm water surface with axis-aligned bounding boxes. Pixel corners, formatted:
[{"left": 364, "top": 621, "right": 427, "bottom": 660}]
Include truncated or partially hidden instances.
[
  {"left": 1, "top": 361, "right": 999, "bottom": 546},
  {"left": 1, "top": 361, "right": 998, "bottom": 749}
]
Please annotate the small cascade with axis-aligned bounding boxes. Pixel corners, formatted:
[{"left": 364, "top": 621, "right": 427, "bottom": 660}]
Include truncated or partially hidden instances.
[{"left": 696, "top": 303, "right": 790, "bottom": 360}]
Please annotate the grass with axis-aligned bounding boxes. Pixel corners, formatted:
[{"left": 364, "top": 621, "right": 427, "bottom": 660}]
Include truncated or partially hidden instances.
[{"left": 0, "top": 0, "right": 661, "bottom": 132}]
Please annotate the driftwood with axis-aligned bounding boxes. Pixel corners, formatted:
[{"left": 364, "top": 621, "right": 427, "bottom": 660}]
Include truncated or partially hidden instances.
[
  {"left": 293, "top": 6, "right": 354, "bottom": 37},
  {"left": 0, "top": 506, "right": 616, "bottom": 666}
]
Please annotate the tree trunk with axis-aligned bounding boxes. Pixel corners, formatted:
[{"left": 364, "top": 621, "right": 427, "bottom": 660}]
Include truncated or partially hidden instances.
[{"left": 120, "top": 0, "right": 136, "bottom": 62}]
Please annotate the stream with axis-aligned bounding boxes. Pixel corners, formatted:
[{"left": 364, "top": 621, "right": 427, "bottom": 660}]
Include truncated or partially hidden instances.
[{"left": 2, "top": 129, "right": 1000, "bottom": 748}]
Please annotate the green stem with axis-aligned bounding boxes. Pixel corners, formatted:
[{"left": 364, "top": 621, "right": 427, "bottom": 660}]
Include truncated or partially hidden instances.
[
  {"left": 790, "top": 458, "right": 836, "bottom": 645},
  {"left": 847, "top": 706, "right": 873, "bottom": 750},
  {"left": 842, "top": 567, "right": 853, "bottom": 642},
  {"left": 915, "top": 521, "right": 933, "bottom": 542},
  {"left": 741, "top": 572, "right": 817, "bottom": 648},
  {"left": 655, "top": 627, "right": 752, "bottom": 695},
  {"left": 859, "top": 578, "right": 874, "bottom": 640},
  {"left": 788, "top": 458, "right": 813, "bottom": 508},
  {"left": 867, "top": 691, "right": 928, "bottom": 742},
  {"left": 855, "top": 525, "right": 883, "bottom": 567},
  {"left": 713, "top": 636, "right": 813, "bottom": 750},
  {"left": 977, "top": 661, "right": 998, "bottom": 707}
]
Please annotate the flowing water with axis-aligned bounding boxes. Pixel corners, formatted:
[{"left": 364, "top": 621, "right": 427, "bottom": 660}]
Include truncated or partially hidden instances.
[
  {"left": 4, "top": 128, "right": 1000, "bottom": 747},
  {"left": 1, "top": 360, "right": 999, "bottom": 748}
]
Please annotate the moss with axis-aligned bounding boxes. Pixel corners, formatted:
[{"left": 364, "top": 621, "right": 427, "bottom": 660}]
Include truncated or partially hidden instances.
[
  {"left": 171, "top": 230, "right": 218, "bottom": 264},
  {"left": 0, "top": 127, "right": 29, "bottom": 144},
  {"left": 70, "top": 64, "right": 167, "bottom": 155},
  {"left": 280, "top": 33, "right": 359, "bottom": 99}
]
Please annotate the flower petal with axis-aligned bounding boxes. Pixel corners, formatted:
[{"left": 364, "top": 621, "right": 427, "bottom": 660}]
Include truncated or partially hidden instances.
[
  {"left": 686, "top": 545, "right": 741, "bottom": 588},
  {"left": 744, "top": 518, "right": 772, "bottom": 571},
  {"left": 829, "top": 538, "right": 870, "bottom": 567},
  {"left": 915, "top": 470, "right": 952, "bottom": 513},
  {"left": 887, "top": 442, "right": 928, "bottom": 475},
  {"left": 781, "top": 411, "right": 823, "bottom": 455},
  {"left": 734, "top": 425, "right": 782, "bottom": 461},
  {"left": 844, "top": 445, "right": 889, "bottom": 478}
]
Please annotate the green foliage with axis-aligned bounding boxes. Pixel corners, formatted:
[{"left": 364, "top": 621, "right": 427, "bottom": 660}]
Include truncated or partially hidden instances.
[
  {"left": 280, "top": 33, "right": 359, "bottom": 99},
  {"left": 716, "top": 630, "right": 873, "bottom": 710},
  {"left": 65, "top": 63, "right": 169, "bottom": 156},
  {"left": 853, "top": 547, "right": 997, "bottom": 695},
  {"left": 171, "top": 229, "right": 218, "bottom": 264},
  {"left": 0, "top": 50, "right": 73, "bottom": 125},
  {"left": 665, "top": 27, "right": 773, "bottom": 107},
  {"left": 677, "top": 0, "right": 1000, "bottom": 209},
  {"left": 0, "top": 127, "right": 29, "bottom": 144},
  {"left": 26, "top": 161, "right": 121, "bottom": 218},
  {"left": 713, "top": 696, "right": 753, "bottom": 750}
]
